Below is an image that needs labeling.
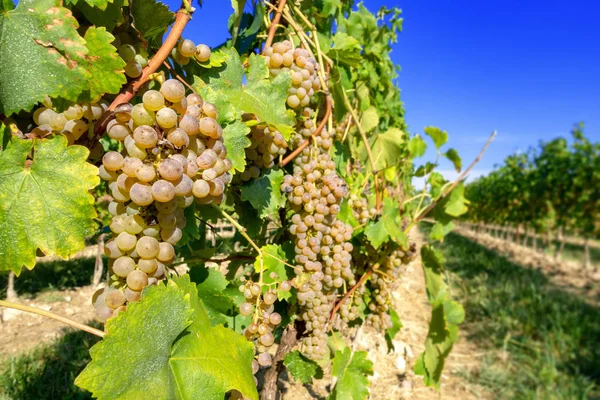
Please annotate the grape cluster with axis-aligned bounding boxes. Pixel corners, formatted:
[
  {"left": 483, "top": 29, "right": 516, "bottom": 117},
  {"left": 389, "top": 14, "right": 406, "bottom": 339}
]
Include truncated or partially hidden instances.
[
  {"left": 171, "top": 38, "right": 212, "bottom": 65},
  {"left": 238, "top": 279, "right": 291, "bottom": 372},
  {"left": 29, "top": 98, "right": 107, "bottom": 144},
  {"left": 262, "top": 41, "right": 321, "bottom": 109},
  {"left": 349, "top": 194, "right": 377, "bottom": 225},
  {"left": 280, "top": 145, "right": 355, "bottom": 358},
  {"left": 365, "top": 243, "right": 417, "bottom": 331},
  {"left": 237, "top": 118, "right": 288, "bottom": 181},
  {"left": 334, "top": 116, "right": 353, "bottom": 141},
  {"left": 111, "top": 30, "right": 149, "bottom": 79},
  {"left": 93, "top": 79, "right": 232, "bottom": 322}
]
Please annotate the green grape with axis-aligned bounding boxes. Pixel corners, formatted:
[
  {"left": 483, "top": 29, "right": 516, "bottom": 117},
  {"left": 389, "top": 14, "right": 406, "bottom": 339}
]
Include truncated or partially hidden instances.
[
  {"left": 142, "top": 90, "right": 165, "bottom": 111},
  {"left": 117, "top": 173, "right": 134, "bottom": 193},
  {"left": 269, "top": 312, "right": 282, "bottom": 325},
  {"left": 143, "top": 225, "right": 160, "bottom": 238},
  {"left": 157, "top": 242, "right": 175, "bottom": 263},
  {"left": 82, "top": 103, "right": 105, "bottom": 120},
  {"left": 192, "top": 179, "right": 210, "bottom": 198},
  {"left": 102, "top": 151, "right": 124, "bottom": 172},
  {"left": 158, "top": 159, "right": 184, "bottom": 181},
  {"left": 122, "top": 157, "right": 143, "bottom": 177},
  {"left": 129, "top": 182, "right": 154, "bottom": 206},
  {"left": 240, "top": 302, "right": 253, "bottom": 316},
  {"left": 156, "top": 107, "right": 177, "bottom": 129},
  {"left": 154, "top": 198, "right": 178, "bottom": 214},
  {"left": 135, "top": 236, "right": 160, "bottom": 259},
  {"left": 127, "top": 270, "right": 148, "bottom": 291},
  {"left": 131, "top": 103, "right": 155, "bottom": 126},
  {"left": 64, "top": 104, "right": 84, "bottom": 120},
  {"left": 112, "top": 256, "right": 136, "bottom": 277},
  {"left": 98, "top": 165, "right": 117, "bottom": 181},
  {"left": 160, "top": 79, "right": 185, "bottom": 103},
  {"left": 202, "top": 102, "right": 218, "bottom": 119},
  {"left": 124, "top": 60, "right": 143, "bottom": 78},
  {"left": 135, "top": 54, "right": 148, "bottom": 67},
  {"left": 173, "top": 175, "right": 193, "bottom": 196},
  {"left": 195, "top": 44, "right": 211, "bottom": 62},
  {"left": 107, "top": 122, "right": 130, "bottom": 141},
  {"left": 126, "top": 142, "right": 147, "bottom": 160},
  {"left": 104, "top": 239, "right": 123, "bottom": 259},
  {"left": 287, "top": 95, "right": 300, "bottom": 108},
  {"left": 152, "top": 180, "right": 175, "bottom": 202},
  {"left": 138, "top": 258, "right": 158, "bottom": 274},
  {"left": 109, "top": 182, "right": 130, "bottom": 202},
  {"left": 124, "top": 287, "right": 141, "bottom": 302},
  {"left": 116, "top": 231, "right": 137, "bottom": 251},
  {"left": 157, "top": 212, "right": 176, "bottom": 229},
  {"left": 167, "top": 128, "right": 189, "bottom": 147},
  {"left": 118, "top": 44, "right": 136, "bottom": 62},
  {"left": 186, "top": 93, "right": 203, "bottom": 106},
  {"left": 109, "top": 214, "right": 126, "bottom": 234},
  {"left": 37, "top": 108, "right": 57, "bottom": 125},
  {"left": 178, "top": 115, "right": 199, "bottom": 135},
  {"left": 64, "top": 119, "right": 88, "bottom": 140},
  {"left": 105, "top": 289, "right": 126, "bottom": 309},
  {"left": 160, "top": 226, "right": 182, "bottom": 244},
  {"left": 124, "top": 214, "right": 145, "bottom": 234},
  {"left": 108, "top": 201, "right": 126, "bottom": 216},
  {"left": 133, "top": 125, "right": 158, "bottom": 148},
  {"left": 178, "top": 39, "right": 196, "bottom": 57},
  {"left": 114, "top": 103, "right": 133, "bottom": 123},
  {"left": 257, "top": 353, "right": 272, "bottom": 367},
  {"left": 198, "top": 117, "right": 221, "bottom": 139},
  {"left": 95, "top": 305, "right": 114, "bottom": 323},
  {"left": 135, "top": 164, "right": 156, "bottom": 183}
]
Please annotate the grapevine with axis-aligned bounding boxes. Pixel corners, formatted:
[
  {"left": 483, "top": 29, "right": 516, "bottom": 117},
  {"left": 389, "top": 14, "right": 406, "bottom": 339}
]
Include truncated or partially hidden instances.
[{"left": 0, "top": 1, "right": 479, "bottom": 399}]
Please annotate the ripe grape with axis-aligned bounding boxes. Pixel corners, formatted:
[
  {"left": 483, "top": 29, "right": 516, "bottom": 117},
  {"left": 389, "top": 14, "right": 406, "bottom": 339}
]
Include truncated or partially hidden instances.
[
  {"left": 127, "top": 270, "right": 149, "bottom": 291},
  {"left": 160, "top": 79, "right": 185, "bottom": 103},
  {"left": 156, "top": 107, "right": 178, "bottom": 129},
  {"left": 195, "top": 44, "right": 211, "bottom": 62},
  {"left": 152, "top": 180, "right": 176, "bottom": 202},
  {"left": 133, "top": 125, "right": 158, "bottom": 148},
  {"left": 142, "top": 90, "right": 165, "bottom": 111},
  {"left": 178, "top": 39, "right": 196, "bottom": 57}
]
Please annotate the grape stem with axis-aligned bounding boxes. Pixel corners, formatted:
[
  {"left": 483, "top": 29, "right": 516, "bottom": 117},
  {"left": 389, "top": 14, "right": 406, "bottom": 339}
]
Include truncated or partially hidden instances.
[
  {"left": 81, "top": 7, "right": 193, "bottom": 147},
  {"left": 328, "top": 265, "right": 377, "bottom": 324},
  {"left": 162, "top": 61, "right": 196, "bottom": 92},
  {"left": 0, "top": 300, "right": 105, "bottom": 338},
  {"left": 265, "top": 0, "right": 287, "bottom": 49},
  {"left": 280, "top": 94, "right": 331, "bottom": 167}
]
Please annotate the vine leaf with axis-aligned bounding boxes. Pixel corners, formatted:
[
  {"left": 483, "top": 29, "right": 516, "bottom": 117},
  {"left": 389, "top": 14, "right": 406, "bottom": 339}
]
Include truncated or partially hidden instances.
[
  {"left": 329, "top": 348, "right": 373, "bottom": 400},
  {"left": 0, "top": 136, "right": 99, "bottom": 275},
  {"left": 443, "top": 183, "right": 469, "bottom": 217},
  {"left": 69, "top": 0, "right": 126, "bottom": 32},
  {"left": 444, "top": 148, "right": 462, "bottom": 172},
  {"left": 189, "top": 266, "right": 241, "bottom": 327},
  {"left": 284, "top": 350, "right": 324, "bottom": 384},
  {"left": 424, "top": 126, "right": 448, "bottom": 149},
  {"left": 359, "top": 106, "right": 379, "bottom": 133},
  {"left": 415, "top": 246, "right": 464, "bottom": 388},
  {"left": 369, "top": 128, "right": 405, "bottom": 171},
  {"left": 194, "top": 48, "right": 295, "bottom": 137},
  {"left": 328, "top": 32, "right": 362, "bottom": 67},
  {"left": 240, "top": 168, "right": 286, "bottom": 218},
  {"left": 408, "top": 134, "right": 427, "bottom": 158},
  {"left": 384, "top": 309, "right": 402, "bottom": 352},
  {"left": 130, "top": 0, "right": 173, "bottom": 46},
  {"left": 75, "top": 282, "right": 193, "bottom": 399},
  {"left": 65, "top": 0, "right": 112, "bottom": 10},
  {"left": 255, "top": 244, "right": 290, "bottom": 300},
  {"left": 83, "top": 26, "right": 127, "bottom": 99},
  {"left": 364, "top": 197, "right": 407, "bottom": 249},
  {"left": 0, "top": 0, "right": 88, "bottom": 115},
  {"left": 222, "top": 119, "right": 251, "bottom": 172}
]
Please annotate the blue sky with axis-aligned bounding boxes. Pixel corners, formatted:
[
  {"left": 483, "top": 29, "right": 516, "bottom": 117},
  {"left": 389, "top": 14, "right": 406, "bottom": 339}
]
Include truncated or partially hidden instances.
[{"left": 166, "top": 0, "right": 600, "bottom": 180}]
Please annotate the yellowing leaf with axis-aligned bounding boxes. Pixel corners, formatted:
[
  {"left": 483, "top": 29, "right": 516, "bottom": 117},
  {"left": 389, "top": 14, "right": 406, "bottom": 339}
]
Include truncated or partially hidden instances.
[{"left": 0, "top": 136, "right": 99, "bottom": 275}]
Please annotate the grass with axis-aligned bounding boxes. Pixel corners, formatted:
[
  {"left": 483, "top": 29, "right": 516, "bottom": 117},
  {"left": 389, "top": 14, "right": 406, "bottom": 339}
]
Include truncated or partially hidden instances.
[
  {"left": 421, "top": 223, "right": 600, "bottom": 399},
  {"left": 0, "top": 326, "right": 100, "bottom": 400},
  {"left": 0, "top": 257, "right": 102, "bottom": 299}
]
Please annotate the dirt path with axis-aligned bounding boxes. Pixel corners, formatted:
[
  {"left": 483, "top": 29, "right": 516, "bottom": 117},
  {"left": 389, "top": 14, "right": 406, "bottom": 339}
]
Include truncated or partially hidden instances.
[{"left": 455, "top": 226, "right": 600, "bottom": 306}]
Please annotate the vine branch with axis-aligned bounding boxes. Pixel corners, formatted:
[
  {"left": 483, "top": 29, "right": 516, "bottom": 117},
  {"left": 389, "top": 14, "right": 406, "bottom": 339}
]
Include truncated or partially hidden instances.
[
  {"left": 265, "top": 0, "right": 287, "bottom": 48},
  {"left": 0, "top": 300, "right": 105, "bottom": 338}
]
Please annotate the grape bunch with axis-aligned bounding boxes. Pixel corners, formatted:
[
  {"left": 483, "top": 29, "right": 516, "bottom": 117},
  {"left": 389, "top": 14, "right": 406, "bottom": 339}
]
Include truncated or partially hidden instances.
[
  {"left": 111, "top": 30, "right": 149, "bottom": 79},
  {"left": 28, "top": 98, "right": 107, "bottom": 144},
  {"left": 237, "top": 117, "right": 289, "bottom": 181},
  {"left": 238, "top": 279, "right": 291, "bottom": 373},
  {"left": 93, "top": 78, "right": 232, "bottom": 322},
  {"left": 365, "top": 243, "right": 417, "bottom": 331},
  {"left": 349, "top": 194, "right": 377, "bottom": 225},
  {"left": 262, "top": 41, "right": 321, "bottom": 109},
  {"left": 280, "top": 145, "right": 355, "bottom": 359},
  {"left": 171, "top": 38, "right": 212, "bottom": 66}
]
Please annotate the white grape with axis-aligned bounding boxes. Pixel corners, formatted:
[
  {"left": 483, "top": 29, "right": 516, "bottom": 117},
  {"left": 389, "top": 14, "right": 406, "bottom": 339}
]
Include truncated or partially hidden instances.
[
  {"left": 142, "top": 90, "right": 165, "bottom": 111},
  {"left": 160, "top": 79, "right": 185, "bottom": 103}
]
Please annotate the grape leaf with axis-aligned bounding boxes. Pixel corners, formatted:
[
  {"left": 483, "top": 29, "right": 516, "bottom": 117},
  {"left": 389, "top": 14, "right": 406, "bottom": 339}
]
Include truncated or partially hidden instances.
[
  {"left": 222, "top": 119, "right": 251, "bottom": 172},
  {"left": 255, "top": 244, "right": 290, "bottom": 300},
  {"left": 75, "top": 282, "right": 193, "bottom": 399},
  {"left": 169, "top": 277, "right": 258, "bottom": 400},
  {"left": 130, "top": 0, "right": 173, "bottom": 46},
  {"left": 424, "top": 126, "right": 448, "bottom": 149},
  {"left": 189, "top": 265, "right": 238, "bottom": 326},
  {"left": 195, "top": 49, "right": 228, "bottom": 69},
  {"left": 443, "top": 183, "right": 469, "bottom": 217},
  {"left": 328, "top": 32, "right": 362, "bottom": 67},
  {"left": 408, "top": 134, "right": 427, "bottom": 158},
  {"left": 0, "top": 0, "right": 88, "bottom": 115},
  {"left": 195, "top": 48, "right": 295, "bottom": 137},
  {"left": 384, "top": 309, "right": 402, "bottom": 352},
  {"left": 370, "top": 128, "right": 405, "bottom": 171},
  {"left": 0, "top": 136, "right": 99, "bottom": 275},
  {"left": 284, "top": 350, "right": 324, "bottom": 384},
  {"left": 337, "top": 199, "right": 359, "bottom": 229},
  {"left": 240, "top": 168, "right": 286, "bottom": 218},
  {"left": 329, "top": 348, "right": 373, "bottom": 400},
  {"left": 444, "top": 148, "right": 462, "bottom": 172},
  {"left": 0, "top": 121, "right": 10, "bottom": 150},
  {"left": 360, "top": 106, "right": 379, "bottom": 133},
  {"left": 330, "top": 65, "right": 351, "bottom": 122},
  {"left": 83, "top": 27, "right": 127, "bottom": 99},
  {"left": 66, "top": 0, "right": 111, "bottom": 9},
  {"left": 69, "top": 0, "right": 125, "bottom": 35},
  {"left": 364, "top": 197, "right": 407, "bottom": 249}
]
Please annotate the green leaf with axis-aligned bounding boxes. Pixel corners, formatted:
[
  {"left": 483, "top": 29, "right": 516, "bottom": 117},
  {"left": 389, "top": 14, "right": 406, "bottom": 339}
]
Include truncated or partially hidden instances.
[
  {"left": 337, "top": 199, "right": 359, "bottom": 229},
  {"left": 370, "top": 128, "right": 405, "bottom": 171},
  {"left": 328, "top": 32, "right": 362, "bottom": 66},
  {"left": 240, "top": 169, "right": 286, "bottom": 218},
  {"left": 189, "top": 266, "right": 237, "bottom": 326},
  {"left": 170, "top": 277, "right": 258, "bottom": 400},
  {"left": 329, "top": 348, "right": 373, "bottom": 400},
  {"left": 420, "top": 245, "right": 446, "bottom": 304},
  {"left": 255, "top": 244, "right": 290, "bottom": 300},
  {"left": 68, "top": 0, "right": 125, "bottom": 31},
  {"left": 333, "top": 141, "right": 350, "bottom": 178},
  {"left": 284, "top": 350, "right": 324, "bottom": 384},
  {"left": 66, "top": 0, "right": 111, "bottom": 9},
  {"left": 330, "top": 66, "right": 351, "bottom": 122},
  {"left": 130, "top": 0, "right": 173, "bottom": 46},
  {"left": 384, "top": 309, "right": 402, "bottom": 352},
  {"left": 0, "top": 0, "right": 88, "bottom": 115},
  {"left": 444, "top": 182, "right": 469, "bottom": 217},
  {"left": 429, "top": 221, "right": 454, "bottom": 242},
  {"left": 360, "top": 106, "right": 379, "bottom": 133},
  {"left": 0, "top": 136, "right": 99, "bottom": 275},
  {"left": 408, "top": 135, "right": 427, "bottom": 158},
  {"left": 424, "top": 126, "right": 448, "bottom": 149},
  {"left": 364, "top": 197, "right": 406, "bottom": 249},
  {"left": 75, "top": 282, "right": 193, "bottom": 399},
  {"left": 0, "top": 121, "right": 10, "bottom": 150},
  {"left": 83, "top": 27, "right": 127, "bottom": 99},
  {"left": 223, "top": 119, "right": 251, "bottom": 172},
  {"left": 229, "top": 0, "right": 246, "bottom": 45},
  {"left": 195, "top": 49, "right": 227, "bottom": 69},
  {"left": 444, "top": 148, "right": 462, "bottom": 172},
  {"left": 195, "top": 49, "right": 295, "bottom": 137}
]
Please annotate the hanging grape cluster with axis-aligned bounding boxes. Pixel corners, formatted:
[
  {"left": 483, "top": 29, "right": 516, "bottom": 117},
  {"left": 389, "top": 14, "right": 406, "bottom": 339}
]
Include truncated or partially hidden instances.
[
  {"left": 93, "top": 78, "right": 232, "bottom": 322},
  {"left": 171, "top": 38, "right": 212, "bottom": 65},
  {"left": 262, "top": 40, "right": 321, "bottom": 109},
  {"left": 349, "top": 194, "right": 377, "bottom": 225}
]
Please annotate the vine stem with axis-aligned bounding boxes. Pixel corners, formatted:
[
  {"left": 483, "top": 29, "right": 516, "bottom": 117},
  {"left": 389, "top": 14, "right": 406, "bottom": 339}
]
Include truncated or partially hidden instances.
[
  {"left": 407, "top": 130, "right": 497, "bottom": 232},
  {"left": 328, "top": 266, "right": 377, "bottom": 324},
  {"left": 280, "top": 94, "right": 331, "bottom": 167},
  {"left": 265, "top": 0, "right": 287, "bottom": 48},
  {"left": 162, "top": 61, "right": 195, "bottom": 92},
  {"left": 83, "top": 8, "right": 193, "bottom": 146},
  {"left": 0, "top": 300, "right": 105, "bottom": 338}
]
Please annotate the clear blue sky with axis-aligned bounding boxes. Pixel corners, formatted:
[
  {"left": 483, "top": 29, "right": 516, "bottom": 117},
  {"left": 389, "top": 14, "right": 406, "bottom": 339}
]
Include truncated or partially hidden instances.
[{"left": 167, "top": 0, "right": 600, "bottom": 179}]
